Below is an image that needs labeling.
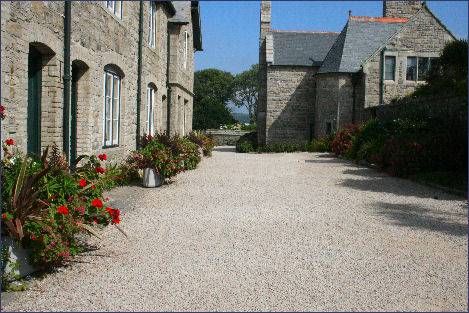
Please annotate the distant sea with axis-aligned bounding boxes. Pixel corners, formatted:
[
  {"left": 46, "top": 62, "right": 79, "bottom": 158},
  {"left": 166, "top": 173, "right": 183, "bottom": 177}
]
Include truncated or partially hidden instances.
[{"left": 232, "top": 112, "right": 250, "bottom": 124}]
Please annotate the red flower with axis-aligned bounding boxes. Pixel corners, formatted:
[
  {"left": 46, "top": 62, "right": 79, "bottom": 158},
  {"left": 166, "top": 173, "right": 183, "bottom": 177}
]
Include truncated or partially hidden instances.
[
  {"left": 91, "top": 198, "right": 103, "bottom": 208},
  {"left": 95, "top": 167, "right": 105, "bottom": 174},
  {"left": 78, "top": 179, "right": 87, "bottom": 187},
  {"left": 98, "top": 153, "right": 107, "bottom": 161},
  {"left": 2, "top": 213, "right": 7, "bottom": 220},
  {"left": 105, "top": 207, "right": 121, "bottom": 224},
  {"left": 75, "top": 207, "right": 85, "bottom": 215},
  {"left": 5, "top": 138, "right": 14, "bottom": 146},
  {"left": 91, "top": 185, "right": 96, "bottom": 190},
  {"left": 30, "top": 234, "right": 37, "bottom": 241},
  {"left": 57, "top": 205, "right": 69, "bottom": 215},
  {"left": 0, "top": 105, "right": 5, "bottom": 119}
]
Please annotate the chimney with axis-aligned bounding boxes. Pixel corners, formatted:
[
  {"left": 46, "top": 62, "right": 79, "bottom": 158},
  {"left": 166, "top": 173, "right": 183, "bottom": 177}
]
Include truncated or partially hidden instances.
[
  {"left": 260, "top": 1, "right": 271, "bottom": 39},
  {"left": 383, "top": 0, "right": 423, "bottom": 19}
]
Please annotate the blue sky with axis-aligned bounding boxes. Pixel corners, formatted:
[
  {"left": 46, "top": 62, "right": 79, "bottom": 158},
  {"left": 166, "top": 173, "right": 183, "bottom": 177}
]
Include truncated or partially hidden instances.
[{"left": 195, "top": 1, "right": 468, "bottom": 75}]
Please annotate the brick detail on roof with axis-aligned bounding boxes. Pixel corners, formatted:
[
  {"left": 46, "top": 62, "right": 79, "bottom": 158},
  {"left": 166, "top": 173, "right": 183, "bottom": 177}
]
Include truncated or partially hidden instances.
[{"left": 350, "top": 16, "right": 409, "bottom": 23}]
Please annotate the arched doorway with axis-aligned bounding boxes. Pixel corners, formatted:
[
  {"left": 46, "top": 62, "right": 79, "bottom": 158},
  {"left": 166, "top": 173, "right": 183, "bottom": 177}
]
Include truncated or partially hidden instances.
[
  {"left": 27, "top": 43, "right": 55, "bottom": 156},
  {"left": 70, "top": 60, "right": 89, "bottom": 163}
]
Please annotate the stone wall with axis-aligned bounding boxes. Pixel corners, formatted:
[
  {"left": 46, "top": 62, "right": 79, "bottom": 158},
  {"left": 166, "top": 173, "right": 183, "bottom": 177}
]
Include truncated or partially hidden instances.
[
  {"left": 363, "top": 6, "right": 454, "bottom": 108},
  {"left": 1, "top": 1, "right": 197, "bottom": 162},
  {"left": 265, "top": 66, "right": 317, "bottom": 144},
  {"left": 168, "top": 17, "right": 195, "bottom": 137},
  {"left": 205, "top": 130, "right": 250, "bottom": 146},
  {"left": 383, "top": 1, "right": 422, "bottom": 19},
  {"left": 314, "top": 73, "right": 356, "bottom": 138}
]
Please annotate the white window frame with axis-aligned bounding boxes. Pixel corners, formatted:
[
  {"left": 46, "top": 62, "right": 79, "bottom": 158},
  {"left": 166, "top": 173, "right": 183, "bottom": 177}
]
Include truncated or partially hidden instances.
[
  {"left": 148, "top": 2, "right": 157, "bottom": 48},
  {"left": 106, "top": 1, "right": 122, "bottom": 19},
  {"left": 103, "top": 71, "right": 121, "bottom": 147},
  {"left": 183, "top": 31, "right": 188, "bottom": 69},
  {"left": 146, "top": 86, "right": 156, "bottom": 136}
]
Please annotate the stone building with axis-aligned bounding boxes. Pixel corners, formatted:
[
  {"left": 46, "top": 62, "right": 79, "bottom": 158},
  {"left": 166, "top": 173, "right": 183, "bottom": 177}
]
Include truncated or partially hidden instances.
[
  {"left": 258, "top": 0, "right": 455, "bottom": 145},
  {"left": 1, "top": 1, "right": 202, "bottom": 162}
]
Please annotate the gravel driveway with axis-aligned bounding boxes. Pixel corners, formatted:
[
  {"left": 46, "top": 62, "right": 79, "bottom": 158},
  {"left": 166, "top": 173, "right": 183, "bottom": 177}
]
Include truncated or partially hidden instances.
[{"left": 2, "top": 147, "right": 468, "bottom": 311}]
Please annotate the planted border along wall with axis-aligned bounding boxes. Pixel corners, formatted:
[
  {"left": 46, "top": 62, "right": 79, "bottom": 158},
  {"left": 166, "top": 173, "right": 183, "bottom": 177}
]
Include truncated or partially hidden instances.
[
  {"left": 204, "top": 130, "right": 250, "bottom": 146},
  {"left": 372, "top": 96, "right": 467, "bottom": 123}
]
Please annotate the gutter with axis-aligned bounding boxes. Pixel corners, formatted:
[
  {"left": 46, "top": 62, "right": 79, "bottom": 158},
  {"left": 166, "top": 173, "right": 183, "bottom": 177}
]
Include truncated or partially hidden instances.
[
  {"left": 166, "top": 23, "right": 172, "bottom": 134},
  {"left": 379, "top": 48, "right": 386, "bottom": 106},
  {"left": 63, "top": 1, "right": 71, "bottom": 162},
  {"left": 136, "top": 0, "right": 143, "bottom": 149}
]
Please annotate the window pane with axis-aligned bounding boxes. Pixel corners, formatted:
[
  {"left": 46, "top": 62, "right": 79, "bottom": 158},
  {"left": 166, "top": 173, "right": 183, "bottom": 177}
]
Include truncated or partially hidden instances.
[
  {"left": 107, "top": 1, "right": 114, "bottom": 10},
  {"left": 112, "top": 77, "right": 120, "bottom": 144},
  {"left": 406, "top": 57, "right": 417, "bottom": 81},
  {"left": 418, "top": 57, "right": 429, "bottom": 81},
  {"left": 115, "top": 1, "right": 121, "bottom": 18},
  {"left": 384, "top": 56, "right": 395, "bottom": 81},
  {"left": 104, "top": 73, "right": 112, "bottom": 144}
]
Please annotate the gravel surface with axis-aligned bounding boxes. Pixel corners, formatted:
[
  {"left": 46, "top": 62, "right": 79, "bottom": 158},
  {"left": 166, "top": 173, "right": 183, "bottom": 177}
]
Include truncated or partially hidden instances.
[{"left": 2, "top": 147, "right": 467, "bottom": 311}]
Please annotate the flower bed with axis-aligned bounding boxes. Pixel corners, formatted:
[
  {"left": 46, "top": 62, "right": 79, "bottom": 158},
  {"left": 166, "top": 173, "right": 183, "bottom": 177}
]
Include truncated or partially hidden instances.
[{"left": 1, "top": 141, "right": 126, "bottom": 286}]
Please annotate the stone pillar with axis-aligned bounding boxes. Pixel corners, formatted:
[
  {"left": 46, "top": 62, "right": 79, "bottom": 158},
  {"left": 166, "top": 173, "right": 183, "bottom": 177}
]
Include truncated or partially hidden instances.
[
  {"left": 383, "top": 1, "right": 422, "bottom": 19},
  {"left": 257, "top": 1, "right": 271, "bottom": 146}
]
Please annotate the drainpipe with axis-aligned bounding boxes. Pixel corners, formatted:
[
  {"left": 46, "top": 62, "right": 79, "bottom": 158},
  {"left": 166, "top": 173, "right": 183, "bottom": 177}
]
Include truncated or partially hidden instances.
[
  {"left": 136, "top": 0, "right": 143, "bottom": 149},
  {"left": 166, "top": 24, "right": 172, "bottom": 135},
  {"left": 379, "top": 48, "right": 386, "bottom": 106},
  {"left": 351, "top": 73, "right": 360, "bottom": 124},
  {"left": 63, "top": 1, "right": 71, "bottom": 161}
]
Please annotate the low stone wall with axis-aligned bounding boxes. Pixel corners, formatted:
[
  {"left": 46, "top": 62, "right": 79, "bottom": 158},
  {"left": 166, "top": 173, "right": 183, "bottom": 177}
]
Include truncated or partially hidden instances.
[{"left": 204, "top": 130, "right": 250, "bottom": 146}]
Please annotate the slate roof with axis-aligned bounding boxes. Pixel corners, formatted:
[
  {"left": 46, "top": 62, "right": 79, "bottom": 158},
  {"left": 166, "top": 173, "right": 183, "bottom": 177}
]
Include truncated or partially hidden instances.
[
  {"left": 272, "top": 31, "right": 339, "bottom": 66},
  {"left": 318, "top": 16, "right": 408, "bottom": 73}
]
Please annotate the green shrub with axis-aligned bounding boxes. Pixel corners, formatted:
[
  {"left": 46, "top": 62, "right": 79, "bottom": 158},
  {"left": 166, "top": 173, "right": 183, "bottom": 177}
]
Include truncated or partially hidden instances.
[
  {"left": 309, "top": 137, "right": 331, "bottom": 152},
  {"left": 236, "top": 131, "right": 257, "bottom": 153},
  {"left": 238, "top": 142, "right": 254, "bottom": 153}
]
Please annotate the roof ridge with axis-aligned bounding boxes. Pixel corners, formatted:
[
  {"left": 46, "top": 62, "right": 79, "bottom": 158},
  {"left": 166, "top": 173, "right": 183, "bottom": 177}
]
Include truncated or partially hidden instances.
[
  {"left": 271, "top": 29, "right": 339, "bottom": 34},
  {"left": 350, "top": 16, "right": 409, "bottom": 23}
]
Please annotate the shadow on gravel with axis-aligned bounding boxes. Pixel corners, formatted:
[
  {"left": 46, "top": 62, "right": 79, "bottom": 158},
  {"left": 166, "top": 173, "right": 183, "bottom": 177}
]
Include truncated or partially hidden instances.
[
  {"left": 339, "top": 176, "right": 462, "bottom": 200},
  {"left": 375, "top": 202, "right": 468, "bottom": 237},
  {"left": 213, "top": 146, "right": 236, "bottom": 153}
]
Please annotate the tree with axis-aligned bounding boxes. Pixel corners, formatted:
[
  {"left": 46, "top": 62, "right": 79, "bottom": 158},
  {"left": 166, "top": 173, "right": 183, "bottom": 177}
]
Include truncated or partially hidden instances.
[
  {"left": 232, "top": 64, "right": 259, "bottom": 124},
  {"left": 193, "top": 69, "right": 236, "bottom": 130}
]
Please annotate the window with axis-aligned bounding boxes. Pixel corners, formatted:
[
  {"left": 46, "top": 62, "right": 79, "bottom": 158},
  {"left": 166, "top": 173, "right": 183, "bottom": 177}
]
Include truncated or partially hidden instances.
[
  {"left": 384, "top": 56, "right": 396, "bottom": 81},
  {"left": 146, "top": 85, "right": 156, "bottom": 136},
  {"left": 418, "top": 57, "right": 437, "bottom": 81},
  {"left": 407, "top": 56, "right": 438, "bottom": 82},
  {"left": 183, "top": 31, "right": 188, "bottom": 69},
  {"left": 148, "top": 2, "right": 156, "bottom": 48},
  {"left": 406, "top": 57, "right": 417, "bottom": 81},
  {"left": 106, "top": 1, "right": 122, "bottom": 19},
  {"left": 103, "top": 71, "right": 121, "bottom": 147}
]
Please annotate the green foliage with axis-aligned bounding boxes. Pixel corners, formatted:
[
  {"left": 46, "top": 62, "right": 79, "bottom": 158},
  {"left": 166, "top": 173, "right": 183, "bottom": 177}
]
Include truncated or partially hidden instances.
[
  {"left": 193, "top": 69, "right": 236, "bottom": 129},
  {"left": 236, "top": 131, "right": 257, "bottom": 153},
  {"left": 308, "top": 136, "right": 333, "bottom": 152},
  {"left": 187, "top": 131, "right": 215, "bottom": 157},
  {"left": 258, "top": 143, "right": 309, "bottom": 153},
  {"left": 237, "top": 142, "right": 254, "bottom": 153},
  {"left": 128, "top": 138, "right": 184, "bottom": 178},
  {"left": 1, "top": 143, "right": 122, "bottom": 268},
  {"left": 232, "top": 64, "right": 259, "bottom": 124}
]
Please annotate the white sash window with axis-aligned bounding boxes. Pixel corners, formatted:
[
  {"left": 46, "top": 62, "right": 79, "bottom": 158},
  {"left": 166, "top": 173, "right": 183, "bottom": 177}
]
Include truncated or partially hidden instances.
[{"left": 103, "top": 71, "right": 121, "bottom": 147}]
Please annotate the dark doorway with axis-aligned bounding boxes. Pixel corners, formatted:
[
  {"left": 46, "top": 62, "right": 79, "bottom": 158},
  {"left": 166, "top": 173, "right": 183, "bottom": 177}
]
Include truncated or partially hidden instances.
[
  {"left": 70, "top": 60, "right": 89, "bottom": 163},
  {"left": 27, "top": 46, "right": 42, "bottom": 156}
]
